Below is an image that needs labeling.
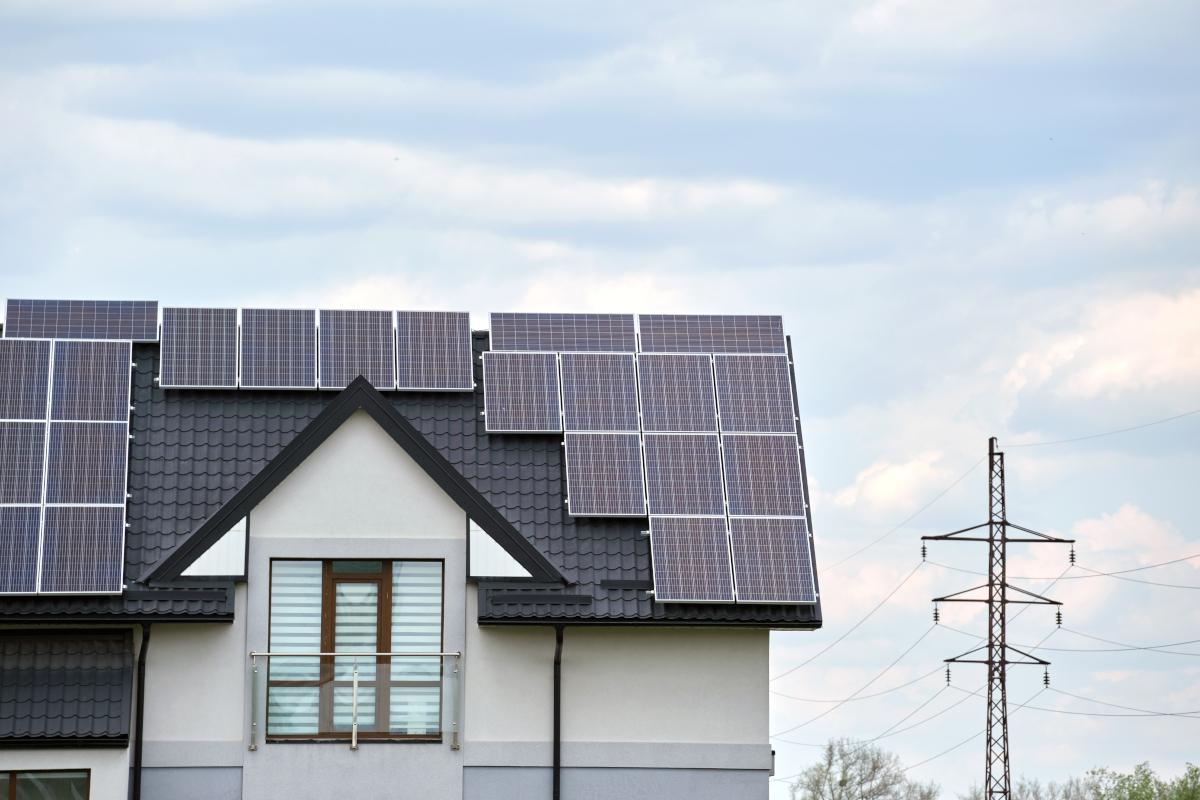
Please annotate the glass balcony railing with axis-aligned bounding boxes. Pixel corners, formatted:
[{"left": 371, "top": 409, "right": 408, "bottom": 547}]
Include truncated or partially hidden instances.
[{"left": 247, "top": 650, "right": 462, "bottom": 751}]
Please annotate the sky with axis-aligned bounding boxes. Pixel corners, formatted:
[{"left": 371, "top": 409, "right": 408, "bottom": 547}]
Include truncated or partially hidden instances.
[{"left": 1, "top": 0, "right": 1198, "bottom": 795}]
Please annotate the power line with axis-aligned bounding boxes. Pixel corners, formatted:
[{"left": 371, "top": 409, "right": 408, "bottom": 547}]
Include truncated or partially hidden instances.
[
  {"left": 771, "top": 624, "right": 938, "bottom": 737},
  {"left": 1047, "top": 687, "right": 1200, "bottom": 718},
  {"left": 771, "top": 561, "right": 925, "bottom": 683},
  {"left": 926, "top": 551, "right": 1200, "bottom": 581},
  {"left": 902, "top": 687, "right": 1047, "bottom": 773},
  {"left": 826, "top": 457, "right": 985, "bottom": 571},
  {"left": 939, "top": 623, "right": 1200, "bottom": 656},
  {"left": 1059, "top": 626, "right": 1200, "bottom": 656},
  {"left": 949, "top": 685, "right": 1200, "bottom": 718},
  {"left": 1075, "top": 564, "right": 1200, "bottom": 590},
  {"left": 1005, "top": 408, "right": 1200, "bottom": 449},
  {"left": 771, "top": 665, "right": 944, "bottom": 704}
]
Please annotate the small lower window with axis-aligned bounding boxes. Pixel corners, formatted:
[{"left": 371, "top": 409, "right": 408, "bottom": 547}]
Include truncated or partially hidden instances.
[
  {"left": 266, "top": 559, "right": 444, "bottom": 741},
  {"left": 1, "top": 770, "right": 89, "bottom": 800}
]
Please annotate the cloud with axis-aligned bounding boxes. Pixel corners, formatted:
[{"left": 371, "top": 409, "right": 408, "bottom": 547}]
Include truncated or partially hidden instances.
[
  {"left": 829, "top": 452, "right": 955, "bottom": 520},
  {"left": 1005, "top": 288, "right": 1200, "bottom": 401}
]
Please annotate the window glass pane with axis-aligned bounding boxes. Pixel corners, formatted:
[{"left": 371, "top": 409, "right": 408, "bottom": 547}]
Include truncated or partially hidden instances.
[
  {"left": 331, "top": 560, "right": 382, "bottom": 573},
  {"left": 267, "top": 686, "right": 319, "bottom": 736},
  {"left": 390, "top": 684, "right": 442, "bottom": 735},
  {"left": 332, "top": 685, "right": 376, "bottom": 731},
  {"left": 0, "top": 775, "right": 9, "bottom": 796},
  {"left": 391, "top": 561, "right": 443, "bottom": 734},
  {"left": 269, "top": 561, "right": 322, "bottom": 681},
  {"left": 335, "top": 582, "right": 378, "bottom": 683},
  {"left": 15, "top": 771, "right": 88, "bottom": 800}
]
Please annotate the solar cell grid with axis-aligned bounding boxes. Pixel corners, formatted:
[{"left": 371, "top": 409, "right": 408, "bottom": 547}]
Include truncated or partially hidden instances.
[
  {"left": 722, "top": 434, "right": 805, "bottom": 517},
  {"left": 714, "top": 354, "right": 796, "bottom": 433},
  {"left": 396, "top": 311, "right": 473, "bottom": 390},
  {"left": 638, "top": 314, "right": 785, "bottom": 354},
  {"left": 0, "top": 422, "right": 46, "bottom": 504},
  {"left": 0, "top": 507, "right": 40, "bottom": 593},
  {"left": 240, "top": 308, "right": 317, "bottom": 389},
  {"left": 643, "top": 434, "right": 725, "bottom": 516},
  {"left": 482, "top": 352, "right": 561, "bottom": 432},
  {"left": 560, "top": 353, "right": 639, "bottom": 432},
  {"left": 51, "top": 341, "right": 131, "bottom": 422},
  {"left": 563, "top": 432, "right": 646, "bottom": 516},
  {"left": 160, "top": 307, "right": 238, "bottom": 388},
  {"left": 729, "top": 517, "right": 816, "bottom": 603},
  {"left": 649, "top": 516, "right": 735, "bottom": 603},
  {"left": 39, "top": 506, "right": 125, "bottom": 593},
  {"left": 45, "top": 422, "right": 128, "bottom": 505},
  {"left": 319, "top": 310, "right": 396, "bottom": 390},
  {"left": 0, "top": 338, "right": 50, "bottom": 420},
  {"left": 636, "top": 354, "right": 717, "bottom": 432},
  {"left": 490, "top": 313, "right": 636, "bottom": 352},
  {"left": 4, "top": 299, "right": 158, "bottom": 341}
]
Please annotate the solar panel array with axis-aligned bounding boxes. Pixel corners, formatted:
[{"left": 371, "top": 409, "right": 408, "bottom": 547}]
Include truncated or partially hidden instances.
[
  {"left": 0, "top": 338, "right": 131, "bottom": 595},
  {"left": 481, "top": 311, "right": 816, "bottom": 605},
  {"left": 482, "top": 352, "right": 561, "bottom": 432},
  {"left": 157, "top": 307, "right": 474, "bottom": 391},
  {"left": 490, "top": 313, "right": 636, "bottom": 352},
  {"left": 4, "top": 299, "right": 158, "bottom": 341},
  {"left": 241, "top": 308, "right": 317, "bottom": 389},
  {"left": 396, "top": 311, "right": 473, "bottom": 390},
  {"left": 563, "top": 433, "right": 646, "bottom": 516}
]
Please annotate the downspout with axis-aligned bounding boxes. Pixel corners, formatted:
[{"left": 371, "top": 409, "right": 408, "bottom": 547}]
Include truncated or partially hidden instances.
[
  {"left": 131, "top": 623, "right": 151, "bottom": 800},
  {"left": 552, "top": 624, "right": 565, "bottom": 800}
]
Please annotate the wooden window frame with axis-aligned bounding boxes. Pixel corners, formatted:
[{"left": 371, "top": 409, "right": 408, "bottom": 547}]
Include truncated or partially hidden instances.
[
  {"left": 266, "top": 558, "right": 445, "bottom": 743},
  {"left": 2, "top": 769, "right": 91, "bottom": 800}
]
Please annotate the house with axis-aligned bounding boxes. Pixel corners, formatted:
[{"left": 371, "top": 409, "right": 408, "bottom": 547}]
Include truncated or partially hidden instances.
[{"left": 0, "top": 302, "right": 822, "bottom": 800}]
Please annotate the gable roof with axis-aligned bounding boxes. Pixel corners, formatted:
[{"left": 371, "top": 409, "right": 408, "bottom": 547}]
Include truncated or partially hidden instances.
[{"left": 146, "top": 376, "right": 564, "bottom": 584}]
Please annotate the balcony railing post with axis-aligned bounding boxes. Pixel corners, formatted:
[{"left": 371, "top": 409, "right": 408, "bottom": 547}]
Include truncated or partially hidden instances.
[
  {"left": 248, "top": 656, "right": 259, "bottom": 751},
  {"left": 450, "top": 654, "right": 461, "bottom": 751},
  {"left": 351, "top": 658, "right": 359, "bottom": 751}
]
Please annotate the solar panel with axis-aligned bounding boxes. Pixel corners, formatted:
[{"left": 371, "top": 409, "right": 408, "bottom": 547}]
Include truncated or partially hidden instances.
[
  {"left": 0, "top": 422, "right": 46, "bottom": 504},
  {"left": 714, "top": 354, "right": 796, "bottom": 433},
  {"left": 45, "top": 422, "right": 128, "bottom": 505},
  {"left": 396, "top": 311, "right": 473, "bottom": 391},
  {"left": 643, "top": 434, "right": 725, "bottom": 516},
  {"left": 0, "top": 338, "right": 50, "bottom": 420},
  {"left": 722, "top": 434, "right": 805, "bottom": 517},
  {"left": 240, "top": 308, "right": 317, "bottom": 389},
  {"left": 638, "top": 314, "right": 785, "bottom": 354},
  {"left": 4, "top": 299, "right": 158, "bottom": 341},
  {"left": 38, "top": 506, "right": 125, "bottom": 593},
  {"left": 637, "top": 354, "right": 717, "bottom": 432},
  {"left": 51, "top": 341, "right": 131, "bottom": 422},
  {"left": 482, "top": 352, "right": 561, "bottom": 433},
  {"left": 563, "top": 432, "right": 646, "bottom": 516},
  {"left": 318, "top": 310, "right": 396, "bottom": 390},
  {"left": 0, "top": 507, "right": 40, "bottom": 593},
  {"left": 729, "top": 517, "right": 816, "bottom": 603},
  {"left": 490, "top": 313, "right": 636, "bottom": 352},
  {"left": 560, "top": 353, "right": 638, "bottom": 432},
  {"left": 160, "top": 307, "right": 238, "bottom": 388},
  {"left": 649, "top": 516, "right": 735, "bottom": 603}
]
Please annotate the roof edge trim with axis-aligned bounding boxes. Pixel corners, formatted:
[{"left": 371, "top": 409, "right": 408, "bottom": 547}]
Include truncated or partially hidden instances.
[{"left": 143, "top": 377, "right": 565, "bottom": 585}]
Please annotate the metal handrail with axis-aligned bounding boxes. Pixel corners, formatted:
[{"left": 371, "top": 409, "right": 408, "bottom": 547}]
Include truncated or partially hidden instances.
[{"left": 248, "top": 650, "right": 462, "bottom": 752}]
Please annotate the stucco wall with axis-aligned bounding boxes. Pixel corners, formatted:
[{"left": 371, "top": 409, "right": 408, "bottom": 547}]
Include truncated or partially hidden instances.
[
  {"left": 0, "top": 749, "right": 129, "bottom": 800},
  {"left": 241, "top": 410, "right": 467, "bottom": 799}
]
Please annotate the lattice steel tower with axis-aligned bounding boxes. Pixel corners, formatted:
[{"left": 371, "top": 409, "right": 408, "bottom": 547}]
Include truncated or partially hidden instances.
[{"left": 922, "top": 437, "right": 1073, "bottom": 800}]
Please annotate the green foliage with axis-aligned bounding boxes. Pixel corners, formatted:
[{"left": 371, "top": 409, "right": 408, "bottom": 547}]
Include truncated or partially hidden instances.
[{"left": 789, "top": 739, "right": 939, "bottom": 800}]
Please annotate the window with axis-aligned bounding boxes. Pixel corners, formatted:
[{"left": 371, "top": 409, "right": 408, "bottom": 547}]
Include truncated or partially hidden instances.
[
  {"left": 1, "top": 770, "right": 89, "bottom": 800},
  {"left": 266, "top": 559, "right": 444, "bottom": 741}
]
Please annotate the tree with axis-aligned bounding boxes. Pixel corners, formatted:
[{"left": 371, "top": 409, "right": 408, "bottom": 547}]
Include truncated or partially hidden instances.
[{"left": 790, "top": 739, "right": 940, "bottom": 800}]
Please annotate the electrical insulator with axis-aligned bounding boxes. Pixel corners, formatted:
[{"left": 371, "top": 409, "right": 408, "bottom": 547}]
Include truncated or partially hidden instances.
[
  {"left": 945, "top": 665, "right": 951, "bottom": 686},
  {"left": 1069, "top": 545, "right": 1076, "bottom": 565},
  {"left": 1056, "top": 609, "right": 1062, "bottom": 627},
  {"left": 933, "top": 604, "right": 940, "bottom": 624},
  {"left": 921, "top": 543, "right": 927, "bottom": 562},
  {"left": 1043, "top": 668, "right": 1050, "bottom": 688}
]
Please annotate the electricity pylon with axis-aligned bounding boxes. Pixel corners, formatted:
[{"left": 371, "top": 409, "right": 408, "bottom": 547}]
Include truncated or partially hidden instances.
[{"left": 922, "top": 437, "right": 1073, "bottom": 800}]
